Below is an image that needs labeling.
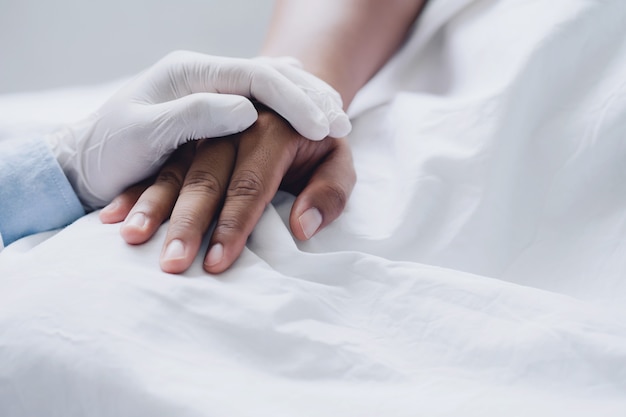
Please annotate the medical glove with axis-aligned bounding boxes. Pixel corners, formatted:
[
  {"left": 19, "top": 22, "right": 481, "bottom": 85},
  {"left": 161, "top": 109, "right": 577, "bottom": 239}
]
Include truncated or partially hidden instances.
[
  {"left": 45, "top": 51, "right": 352, "bottom": 210},
  {"left": 255, "top": 56, "right": 352, "bottom": 139}
]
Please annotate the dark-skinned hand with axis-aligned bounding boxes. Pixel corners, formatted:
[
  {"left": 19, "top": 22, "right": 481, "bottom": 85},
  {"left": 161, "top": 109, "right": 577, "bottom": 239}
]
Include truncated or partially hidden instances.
[{"left": 100, "top": 106, "right": 356, "bottom": 274}]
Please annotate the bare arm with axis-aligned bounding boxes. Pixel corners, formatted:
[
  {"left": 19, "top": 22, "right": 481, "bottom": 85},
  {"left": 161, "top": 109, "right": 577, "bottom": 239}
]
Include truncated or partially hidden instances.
[
  {"left": 261, "top": 0, "right": 426, "bottom": 107},
  {"left": 103, "top": 1, "right": 428, "bottom": 274}
]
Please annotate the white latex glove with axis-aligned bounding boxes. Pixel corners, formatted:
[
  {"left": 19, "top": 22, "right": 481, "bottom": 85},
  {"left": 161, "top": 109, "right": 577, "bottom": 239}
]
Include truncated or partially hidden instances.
[
  {"left": 255, "top": 56, "right": 351, "bottom": 138},
  {"left": 45, "top": 50, "right": 352, "bottom": 210}
]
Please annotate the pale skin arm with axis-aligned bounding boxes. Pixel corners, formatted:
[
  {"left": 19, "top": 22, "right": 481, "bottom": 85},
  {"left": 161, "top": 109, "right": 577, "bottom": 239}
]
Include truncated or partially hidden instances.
[{"left": 100, "top": 0, "right": 426, "bottom": 274}]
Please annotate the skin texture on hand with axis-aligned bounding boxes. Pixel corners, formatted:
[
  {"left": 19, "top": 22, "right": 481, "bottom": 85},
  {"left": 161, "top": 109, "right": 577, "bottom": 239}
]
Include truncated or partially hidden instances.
[
  {"left": 99, "top": 1, "right": 428, "bottom": 274},
  {"left": 48, "top": 50, "right": 353, "bottom": 211},
  {"left": 100, "top": 107, "right": 355, "bottom": 274}
]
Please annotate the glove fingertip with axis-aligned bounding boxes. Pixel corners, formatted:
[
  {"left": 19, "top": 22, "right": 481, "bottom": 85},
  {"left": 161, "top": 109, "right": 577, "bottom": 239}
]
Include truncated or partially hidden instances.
[
  {"left": 290, "top": 105, "right": 331, "bottom": 140},
  {"left": 328, "top": 114, "right": 352, "bottom": 138},
  {"left": 296, "top": 121, "right": 330, "bottom": 141}
]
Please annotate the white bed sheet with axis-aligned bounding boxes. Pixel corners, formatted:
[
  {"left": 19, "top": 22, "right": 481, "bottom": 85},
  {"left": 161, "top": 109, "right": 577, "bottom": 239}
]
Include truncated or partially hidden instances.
[{"left": 1, "top": 0, "right": 626, "bottom": 415}]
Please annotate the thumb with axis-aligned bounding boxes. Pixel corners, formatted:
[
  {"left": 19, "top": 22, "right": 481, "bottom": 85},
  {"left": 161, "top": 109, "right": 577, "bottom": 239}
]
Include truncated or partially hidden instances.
[
  {"left": 149, "top": 93, "right": 258, "bottom": 147},
  {"left": 289, "top": 140, "right": 356, "bottom": 240}
]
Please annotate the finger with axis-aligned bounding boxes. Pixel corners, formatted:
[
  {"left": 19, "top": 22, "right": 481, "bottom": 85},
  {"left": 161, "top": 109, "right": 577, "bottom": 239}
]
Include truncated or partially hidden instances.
[
  {"left": 120, "top": 143, "right": 195, "bottom": 245},
  {"left": 156, "top": 51, "right": 331, "bottom": 140},
  {"left": 203, "top": 121, "right": 296, "bottom": 274},
  {"left": 261, "top": 60, "right": 352, "bottom": 138},
  {"left": 99, "top": 181, "right": 151, "bottom": 224},
  {"left": 289, "top": 138, "right": 356, "bottom": 240},
  {"left": 160, "top": 139, "right": 237, "bottom": 274},
  {"left": 148, "top": 93, "right": 257, "bottom": 148},
  {"left": 248, "top": 66, "right": 331, "bottom": 140}
]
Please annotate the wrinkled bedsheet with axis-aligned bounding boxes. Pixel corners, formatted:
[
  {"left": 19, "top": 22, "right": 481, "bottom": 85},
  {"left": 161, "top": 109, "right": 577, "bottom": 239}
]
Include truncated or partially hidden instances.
[{"left": 1, "top": 0, "right": 626, "bottom": 415}]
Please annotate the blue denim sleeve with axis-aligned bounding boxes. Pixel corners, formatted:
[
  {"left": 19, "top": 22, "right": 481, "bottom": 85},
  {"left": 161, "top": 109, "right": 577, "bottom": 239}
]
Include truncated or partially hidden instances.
[{"left": 0, "top": 137, "right": 85, "bottom": 249}]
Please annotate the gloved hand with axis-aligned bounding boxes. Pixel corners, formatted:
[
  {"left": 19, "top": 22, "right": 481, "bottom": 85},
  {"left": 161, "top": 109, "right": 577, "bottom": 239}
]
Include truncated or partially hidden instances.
[
  {"left": 254, "top": 56, "right": 352, "bottom": 139},
  {"left": 45, "top": 50, "right": 351, "bottom": 210}
]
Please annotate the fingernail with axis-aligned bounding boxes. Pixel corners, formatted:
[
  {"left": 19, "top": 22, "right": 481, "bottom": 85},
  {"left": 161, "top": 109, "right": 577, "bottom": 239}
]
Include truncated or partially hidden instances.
[
  {"left": 205, "top": 243, "right": 224, "bottom": 267},
  {"left": 163, "top": 239, "right": 186, "bottom": 261},
  {"left": 125, "top": 212, "right": 146, "bottom": 229},
  {"left": 299, "top": 208, "right": 322, "bottom": 239}
]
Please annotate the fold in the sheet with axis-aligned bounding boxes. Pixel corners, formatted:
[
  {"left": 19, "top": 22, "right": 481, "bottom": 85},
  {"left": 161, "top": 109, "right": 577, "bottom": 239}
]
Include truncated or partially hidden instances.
[{"left": 2, "top": 0, "right": 626, "bottom": 415}]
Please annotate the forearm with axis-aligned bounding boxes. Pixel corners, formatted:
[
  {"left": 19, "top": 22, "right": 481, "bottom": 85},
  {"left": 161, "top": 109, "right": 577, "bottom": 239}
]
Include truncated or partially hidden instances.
[{"left": 261, "top": 0, "right": 426, "bottom": 108}]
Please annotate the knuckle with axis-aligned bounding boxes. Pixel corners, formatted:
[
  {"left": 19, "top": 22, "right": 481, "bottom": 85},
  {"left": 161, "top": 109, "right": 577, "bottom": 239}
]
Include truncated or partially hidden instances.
[
  {"left": 320, "top": 182, "right": 350, "bottom": 212},
  {"left": 168, "top": 211, "right": 203, "bottom": 236},
  {"left": 182, "top": 169, "right": 224, "bottom": 197},
  {"left": 156, "top": 168, "right": 185, "bottom": 191},
  {"left": 213, "top": 216, "right": 246, "bottom": 237},
  {"left": 227, "top": 170, "right": 266, "bottom": 200}
]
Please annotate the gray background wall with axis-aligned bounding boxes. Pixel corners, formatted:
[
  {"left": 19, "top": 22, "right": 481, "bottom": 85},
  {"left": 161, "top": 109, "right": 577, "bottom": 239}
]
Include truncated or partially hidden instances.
[{"left": 0, "top": 0, "right": 274, "bottom": 93}]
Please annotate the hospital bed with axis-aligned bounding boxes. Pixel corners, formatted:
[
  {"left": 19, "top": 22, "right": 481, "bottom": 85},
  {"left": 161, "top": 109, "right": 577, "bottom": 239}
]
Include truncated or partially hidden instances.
[{"left": 1, "top": 0, "right": 625, "bottom": 415}]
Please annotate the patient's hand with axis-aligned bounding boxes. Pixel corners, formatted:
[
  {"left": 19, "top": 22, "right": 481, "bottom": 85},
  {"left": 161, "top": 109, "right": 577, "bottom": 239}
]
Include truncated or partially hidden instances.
[{"left": 100, "top": 107, "right": 355, "bottom": 274}]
